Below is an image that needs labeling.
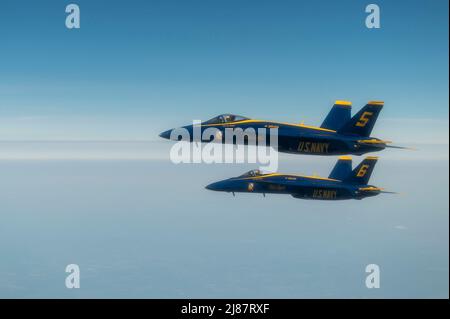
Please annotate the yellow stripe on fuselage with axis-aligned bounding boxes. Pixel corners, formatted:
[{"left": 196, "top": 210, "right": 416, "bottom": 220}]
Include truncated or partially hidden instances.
[
  {"left": 199, "top": 119, "right": 336, "bottom": 133},
  {"left": 240, "top": 173, "right": 339, "bottom": 182}
]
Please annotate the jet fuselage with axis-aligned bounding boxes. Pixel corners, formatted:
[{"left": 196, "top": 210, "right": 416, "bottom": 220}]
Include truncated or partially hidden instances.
[
  {"left": 205, "top": 171, "right": 381, "bottom": 200},
  {"left": 160, "top": 120, "right": 385, "bottom": 156}
]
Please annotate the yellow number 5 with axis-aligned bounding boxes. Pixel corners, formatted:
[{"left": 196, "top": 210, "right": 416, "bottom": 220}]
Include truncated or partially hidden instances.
[{"left": 356, "top": 112, "right": 373, "bottom": 127}]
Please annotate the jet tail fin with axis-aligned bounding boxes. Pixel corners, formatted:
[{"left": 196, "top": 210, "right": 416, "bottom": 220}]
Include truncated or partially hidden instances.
[
  {"left": 320, "top": 100, "right": 352, "bottom": 130},
  {"left": 328, "top": 156, "right": 352, "bottom": 180},
  {"left": 344, "top": 156, "right": 378, "bottom": 185},
  {"left": 338, "top": 101, "right": 383, "bottom": 137}
]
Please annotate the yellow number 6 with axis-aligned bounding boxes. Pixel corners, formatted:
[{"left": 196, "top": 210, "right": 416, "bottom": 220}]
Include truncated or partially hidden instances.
[{"left": 357, "top": 164, "right": 370, "bottom": 177}]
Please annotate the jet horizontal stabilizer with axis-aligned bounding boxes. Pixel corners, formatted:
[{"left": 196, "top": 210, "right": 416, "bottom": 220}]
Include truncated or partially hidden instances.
[
  {"left": 359, "top": 186, "right": 398, "bottom": 194},
  {"left": 384, "top": 145, "right": 417, "bottom": 150},
  {"left": 357, "top": 139, "right": 414, "bottom": 150}
]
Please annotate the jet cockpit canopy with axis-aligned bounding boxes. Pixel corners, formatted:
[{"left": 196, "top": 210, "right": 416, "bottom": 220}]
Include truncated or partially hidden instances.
[
  {"left": 203, "top": 114, "right": 249, "bottom": 125},
  {"left": 238, "top": 169, "right": 262, "bottom": 178}
]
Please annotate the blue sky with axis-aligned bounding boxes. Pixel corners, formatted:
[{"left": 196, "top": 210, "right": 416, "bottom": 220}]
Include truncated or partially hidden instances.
[{"left": 0, "top": 0, "right": 448, "bottom": 142}]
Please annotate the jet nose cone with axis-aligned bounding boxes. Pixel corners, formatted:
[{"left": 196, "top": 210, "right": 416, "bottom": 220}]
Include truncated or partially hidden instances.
[
  {"left": 159, "top": 129, "right": 172, "bottom": 140},
  {"left": 205, "top": 181, "right": 222, "bottom": 191}
]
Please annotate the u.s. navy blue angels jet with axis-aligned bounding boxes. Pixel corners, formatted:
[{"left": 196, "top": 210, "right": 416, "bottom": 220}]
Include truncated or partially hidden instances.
[
  {"left": 205, "top": 156, "right": 396, "bottom": 200},
  {"left": 159, "top": 100, "right": 407, "bottom": 156}
]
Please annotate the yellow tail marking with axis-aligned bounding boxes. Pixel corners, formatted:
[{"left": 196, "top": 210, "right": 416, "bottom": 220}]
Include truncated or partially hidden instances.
[
  {"left": 368, "top": 101, "right": 384, "bottom": 105},
  {"left": 356, "top": 164, "right": 370, "bottom": 177},
  {"left": 335, "top": 100, "right": 352, "bottom": 106},
  {"left": 356, "top": 111, "right": 373, "bottom": 127}
]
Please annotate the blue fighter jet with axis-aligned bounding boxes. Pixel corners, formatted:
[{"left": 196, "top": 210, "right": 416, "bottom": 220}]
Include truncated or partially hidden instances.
[
  {"left": 159, "top": 101, "right": 407, "bottom": 156},
  {"left": 205, "top": 156, "right": 396, "bottom": 200}
]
